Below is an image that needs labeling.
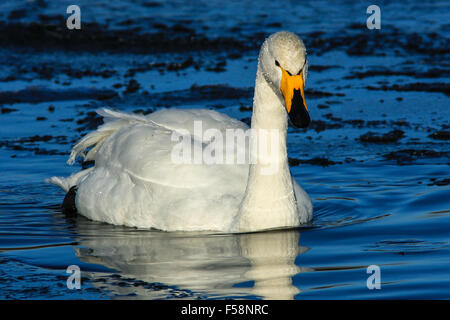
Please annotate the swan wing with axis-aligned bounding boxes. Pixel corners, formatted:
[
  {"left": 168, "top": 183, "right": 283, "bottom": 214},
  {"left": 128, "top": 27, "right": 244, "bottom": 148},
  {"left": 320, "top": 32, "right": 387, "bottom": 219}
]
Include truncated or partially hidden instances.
[
  {"left": 71, "top": 108, "right": 250, "bottom": 230},
  {"left": 90, "top": 108, "right": 249, "bottom": 189}
]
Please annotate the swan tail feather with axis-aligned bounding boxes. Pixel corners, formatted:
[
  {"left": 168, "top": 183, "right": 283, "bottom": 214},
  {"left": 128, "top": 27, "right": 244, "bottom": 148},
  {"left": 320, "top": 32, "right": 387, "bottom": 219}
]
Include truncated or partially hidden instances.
[
  {"left": 46, "top": 167, "right": 94, "bottom": 193},
  {"left": 46, "top": 176, "right": 71, "bottom": 193}
]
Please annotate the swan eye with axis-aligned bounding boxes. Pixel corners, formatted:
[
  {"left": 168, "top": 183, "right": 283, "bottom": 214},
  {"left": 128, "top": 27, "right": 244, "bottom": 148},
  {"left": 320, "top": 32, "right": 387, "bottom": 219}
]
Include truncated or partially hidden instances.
[{"left": 275, "top": 60, "right": 291, "bottom": 75}]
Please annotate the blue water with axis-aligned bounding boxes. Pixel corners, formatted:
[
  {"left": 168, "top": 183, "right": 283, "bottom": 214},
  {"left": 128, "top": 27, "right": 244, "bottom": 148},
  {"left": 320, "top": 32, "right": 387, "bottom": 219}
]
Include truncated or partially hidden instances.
[{"left": 0, "top": 0, "right": 449, "bottom": 299}]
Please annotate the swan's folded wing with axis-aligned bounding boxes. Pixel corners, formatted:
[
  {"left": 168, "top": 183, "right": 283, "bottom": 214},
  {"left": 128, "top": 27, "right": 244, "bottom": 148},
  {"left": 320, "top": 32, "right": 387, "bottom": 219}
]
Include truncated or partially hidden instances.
[{"left": 87, "top": 109, "right": 249, "bottom": 190}]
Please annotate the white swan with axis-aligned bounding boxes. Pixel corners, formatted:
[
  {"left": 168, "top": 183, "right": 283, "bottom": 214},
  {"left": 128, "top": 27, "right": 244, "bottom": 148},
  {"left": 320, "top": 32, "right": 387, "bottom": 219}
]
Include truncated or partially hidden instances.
[{"left": 48, "top": 31, "right": 313, "bottom": 232}]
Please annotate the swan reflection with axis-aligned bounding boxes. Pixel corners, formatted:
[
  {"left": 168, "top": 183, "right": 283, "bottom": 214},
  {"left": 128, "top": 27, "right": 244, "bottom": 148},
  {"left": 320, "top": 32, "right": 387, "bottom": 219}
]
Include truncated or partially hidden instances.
[{"left": 73, "top": 222, "right": 310, "bottom": 299}]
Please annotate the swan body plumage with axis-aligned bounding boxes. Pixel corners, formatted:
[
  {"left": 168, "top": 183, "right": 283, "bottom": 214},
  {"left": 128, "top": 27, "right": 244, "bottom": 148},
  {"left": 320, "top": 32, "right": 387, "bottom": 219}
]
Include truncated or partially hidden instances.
[{"left": 48, "top": 31, "right": 313, "bottom": 232}]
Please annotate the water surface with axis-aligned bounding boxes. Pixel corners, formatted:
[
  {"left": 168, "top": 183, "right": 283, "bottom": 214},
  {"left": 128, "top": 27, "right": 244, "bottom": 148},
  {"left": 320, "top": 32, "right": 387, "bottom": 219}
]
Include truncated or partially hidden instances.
[{"left": 0, "top": 0, "right": 449, "bottom": 299}]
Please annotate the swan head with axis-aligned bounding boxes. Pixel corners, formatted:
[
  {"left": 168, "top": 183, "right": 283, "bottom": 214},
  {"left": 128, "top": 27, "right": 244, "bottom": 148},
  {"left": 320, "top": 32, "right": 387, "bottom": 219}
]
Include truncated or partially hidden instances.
[{"left": 259, "top": 31, "right": 310, "bottom": 128}]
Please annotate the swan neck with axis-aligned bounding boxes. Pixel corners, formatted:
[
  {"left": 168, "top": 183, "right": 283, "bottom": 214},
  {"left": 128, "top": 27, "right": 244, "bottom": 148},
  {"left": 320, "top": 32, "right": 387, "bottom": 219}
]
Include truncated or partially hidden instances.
[
  {"left": 250, "top": 69, "right": 289, "bottom": 169},
  {"left": 251, "top": 70, "right": 288, "bottom": 132},
  {"left": 234, "top": 69, "right": 298, "bottom": 232}
]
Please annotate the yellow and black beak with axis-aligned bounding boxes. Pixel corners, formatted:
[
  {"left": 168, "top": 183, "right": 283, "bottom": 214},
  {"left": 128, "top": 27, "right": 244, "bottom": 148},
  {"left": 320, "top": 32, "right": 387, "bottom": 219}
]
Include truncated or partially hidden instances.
[{"left": 280, "top": 68, "right": 310, "bottom": 128}]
